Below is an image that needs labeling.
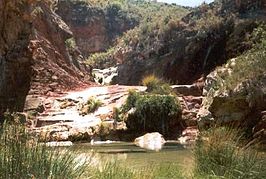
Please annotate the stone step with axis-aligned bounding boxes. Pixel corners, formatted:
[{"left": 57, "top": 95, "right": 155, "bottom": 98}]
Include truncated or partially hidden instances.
[
  {"left": 171, "top": 85, "right": 202, "bottom": 96},
  {"left": 35, "top": 118, "right": 73, "bottom": 127}
]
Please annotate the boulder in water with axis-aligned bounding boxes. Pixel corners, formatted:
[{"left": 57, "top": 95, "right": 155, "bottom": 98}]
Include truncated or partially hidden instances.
[{"left": 134, "top": 132, "right": 166, "bottom": 151}]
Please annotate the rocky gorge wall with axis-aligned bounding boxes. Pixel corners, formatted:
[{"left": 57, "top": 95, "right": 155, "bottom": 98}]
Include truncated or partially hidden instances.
[
  {"left": 0, "top": 0, "right": 33, "bottom": 117},
  {"left": 56, "top": 0, "right": 138, "bottom": 56},
  {"left": 0, "top": 0, "right": 90, "bottom": 120}
]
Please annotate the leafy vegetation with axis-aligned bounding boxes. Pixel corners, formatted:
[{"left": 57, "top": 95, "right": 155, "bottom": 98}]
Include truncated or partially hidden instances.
[
  {"left": 116, "top": 88, "right": 181, "bottom": 136},
  {"left": 194, "top": 127, "right": 266, "bottom": 179},
  {"left": 85, "top": 0, "right": 189, "bottom": 69},
  {"left": 0, "top": 120, "right": 88, "bottom": 179},
  {"left": 91, "top": 161, "right": 185, "bottom": 179},
  {"left": 142, "top": 74, "right": 172, "bottom": 94},
  {"left": 86, "top": 47, "right": 117, "bottom": 69},
  {"left": 86, "top": 97, "right": 103, "bottom": 113},
  {"left": 207, "top": 24, "right": 266, "bottom": 93}
]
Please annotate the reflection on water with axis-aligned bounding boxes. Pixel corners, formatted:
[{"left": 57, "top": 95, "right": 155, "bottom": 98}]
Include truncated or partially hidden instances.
[{"left": 71, "top": 142, "right": 194, "bottom": 171}]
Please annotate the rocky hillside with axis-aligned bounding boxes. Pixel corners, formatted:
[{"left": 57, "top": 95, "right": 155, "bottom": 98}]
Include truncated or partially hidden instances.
[
  {"left": 0, "top": 0, "right": 90, "bottom": 119},
  {"left": 56, "top": 0, "right": 138, "bottom": 56},
  {"left": 102, "top": 0, "right": 266, "bottom": 85},
  {"left": 198, "top": 23, "right": 266, "bottom": 147}
]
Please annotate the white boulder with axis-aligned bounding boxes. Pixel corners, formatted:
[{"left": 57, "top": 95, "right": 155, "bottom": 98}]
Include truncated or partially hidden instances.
[{"left": 134, "top": 132, "right": 166, "bottom": 151}]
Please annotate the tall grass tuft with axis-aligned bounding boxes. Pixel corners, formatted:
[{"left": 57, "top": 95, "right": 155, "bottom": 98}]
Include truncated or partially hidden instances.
[
  {"left": 92, "top": 161, "right": 185, "bottom": 179},
  {"left": 0, "top": 121, "right": 88, "bottom": 179},
  {"left": 86, "top": 97, "right": 103, "bottom": 113},
  {"left": 142, "top": 75, "right": 172, "bottom": 95},
  {"left": 194, "top": 127, "right": 266, "bottom": 179}
]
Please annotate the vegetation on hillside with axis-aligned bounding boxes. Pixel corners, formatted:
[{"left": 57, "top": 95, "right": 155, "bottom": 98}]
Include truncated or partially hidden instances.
[
  {"left": 207, "top": 24, "right": 266, "bottom": 93},
  {"left": 85, "top": 0, "right": 189, "bottom": 69}
]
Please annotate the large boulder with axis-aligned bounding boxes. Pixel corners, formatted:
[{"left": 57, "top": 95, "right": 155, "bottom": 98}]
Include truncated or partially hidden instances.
[{"left": 134, "top": 132, "right": 166, "bottom": 151}]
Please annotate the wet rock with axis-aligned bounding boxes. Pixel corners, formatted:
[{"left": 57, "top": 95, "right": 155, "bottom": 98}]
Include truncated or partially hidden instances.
[
  {"left": 58, "top": 98, "right": 79, "bottom": 109},
  {"left": 134, "top": 132, "right": 166, "bottom": 151}
]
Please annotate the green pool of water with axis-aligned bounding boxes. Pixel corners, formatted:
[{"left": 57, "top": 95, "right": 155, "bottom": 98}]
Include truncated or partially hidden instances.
[{"left": 71, "top": 142, "right": 194, "bottom": 171}]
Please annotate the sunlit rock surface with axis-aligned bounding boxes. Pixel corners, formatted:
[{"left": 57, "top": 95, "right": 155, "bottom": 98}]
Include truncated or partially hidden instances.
[{"left": 134, "top": 132, "right": 166, "bottom": 151}]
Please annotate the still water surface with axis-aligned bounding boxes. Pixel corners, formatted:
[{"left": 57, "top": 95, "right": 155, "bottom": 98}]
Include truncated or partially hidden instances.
[{"left": 72, "top": 142, "right": 194, "bottom": 171}]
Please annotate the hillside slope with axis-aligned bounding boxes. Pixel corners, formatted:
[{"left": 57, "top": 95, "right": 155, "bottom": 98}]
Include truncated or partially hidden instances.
[{"left": 89, "top": 0, "right": 266, "bottom": 85}]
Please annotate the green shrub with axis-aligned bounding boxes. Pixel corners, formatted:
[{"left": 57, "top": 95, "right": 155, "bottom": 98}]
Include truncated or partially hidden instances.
[
  {"left": 65, "top": 37, "right": 77, "bottom": 49},
  {"left": 142, "top": 75, "right": 173, "bottom": 95},
  {"left": 86, "top": 47, "right": 117, "bottom": 69},
  {"left": 123, "top": 93, "right": 181, "bottom": 136},
  {"left": 0, "top": 121, "right": 88, "bottom": 179},
  {"left": 194, "top": 127, "right": 266, "bottom": 179},
  {"left": 86, "top": 97, "right": 103, "bottom": 113}
]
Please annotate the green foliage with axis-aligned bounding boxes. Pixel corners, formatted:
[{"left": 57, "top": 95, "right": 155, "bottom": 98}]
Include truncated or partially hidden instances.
[
  {"left": 216, "top": 24, "right": 266, "bottom": 91},
  {"left": 86, "top": 47, "right": 117, "bottom": 68},
  {"left": 0, "top": 121, "right": 88, "bottom": 179},
  {"left": 123, "top": 93, "right": 181, "bottom": 136},
  {"left": 86, "top": 97, "right": 103, "bottom": 113},
  {"left": 194, "top": 127, "right": 266, "bottom": 179},
  {"left": 65, "top": 37, "right": 77, "bottom": 49},
  {"left": 142, "top": 75, "right": 172, "bottom": 95},
  {"left": 91, "top": 161, "right": 185, "bottom": 179},
  {"left": 92, "top": 162, "right": 135, "bottom": 179},
  {"left": 84, "top": 0, "right": 189, "bottom": 69}
]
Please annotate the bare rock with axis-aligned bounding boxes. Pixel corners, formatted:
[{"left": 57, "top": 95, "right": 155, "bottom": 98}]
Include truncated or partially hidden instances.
[{"left": 134, "top": 132, "right": 166, "bottom": 151}]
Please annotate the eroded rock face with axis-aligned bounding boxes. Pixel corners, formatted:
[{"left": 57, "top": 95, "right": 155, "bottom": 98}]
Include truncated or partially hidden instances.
[
  {"left": 30, "top": 1, "right": 90, "bottom": 96},
  {"left": 0, "top": 0, "right": 33, "bottom": 117},
  {"left": 0, "top": 1, "right": 91, "bottom": 119},
  {"left": 56, "top": 0, "right": 138, "bottom": 56},
  {"left": 198, "top": 59, "right": 266, "bottom": 141}
]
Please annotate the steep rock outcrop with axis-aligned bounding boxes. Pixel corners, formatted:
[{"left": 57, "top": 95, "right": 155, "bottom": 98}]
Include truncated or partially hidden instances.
[
  {"left": 0, "top": 0, "right": 33, "bottom": 116},
  {"left": 56, "top": 0, "right": 138, "bottom": 56},
  {"left": 198, "top": 57, "right": 266, "bottom": 146},
  {"left": 0, "top": 0, "right": 90, "bottom": 119},
  {"left": 114, "top": 0, "right": 265, "bottom": 85},
  {"left": 30, "top": 1, "right": 89, "bottom": 96}
]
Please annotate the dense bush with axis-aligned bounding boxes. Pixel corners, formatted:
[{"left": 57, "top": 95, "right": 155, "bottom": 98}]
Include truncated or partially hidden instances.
[
  {"left": 123, "top": 91, "right": 181, "bottom": 136},
  {"left": 0, "top": 121, "right": 88, "bottom": 179},
  {"left": 86, "top": 48, "right": 117, "bottom": 69}
]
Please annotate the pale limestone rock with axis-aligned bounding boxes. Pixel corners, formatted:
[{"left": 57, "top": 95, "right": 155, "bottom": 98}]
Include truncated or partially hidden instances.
[{"left": 134, "top": 132, "right": 165, "bottom": 151}]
